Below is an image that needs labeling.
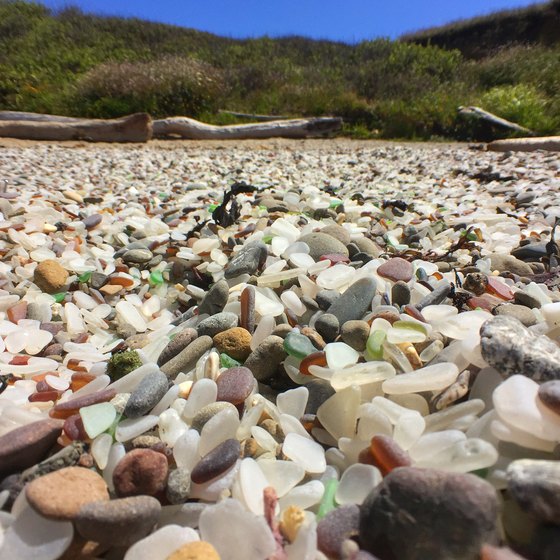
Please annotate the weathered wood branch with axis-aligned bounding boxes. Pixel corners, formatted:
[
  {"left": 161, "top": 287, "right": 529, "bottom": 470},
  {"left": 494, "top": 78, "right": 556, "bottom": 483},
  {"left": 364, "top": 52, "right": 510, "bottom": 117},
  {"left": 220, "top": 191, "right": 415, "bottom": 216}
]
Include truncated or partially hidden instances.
[
  {"left": 218, "top": 110, "right": 291, "bottom": 121},
  {"left": 152, "top": 116, "right": 342, "bottom": 139},
  {"left": 458, "top": 106, "right": 534, "bottom": 136},
  {"left": 487, "top": 136, "right": 560, "bottom": 152},
  {"left": 0, "top": 111, "right": 85, "bottom": 123},
  {"left": 0, "top": 113, "right": 152, "bottom": 142}
]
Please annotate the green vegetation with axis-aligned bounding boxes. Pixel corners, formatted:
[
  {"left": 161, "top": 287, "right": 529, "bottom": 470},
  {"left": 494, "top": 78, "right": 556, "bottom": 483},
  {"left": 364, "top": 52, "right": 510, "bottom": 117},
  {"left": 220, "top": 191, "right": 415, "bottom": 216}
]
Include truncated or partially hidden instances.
[{"left": 0, "top": 0, "right": 559, "bottom": 139}]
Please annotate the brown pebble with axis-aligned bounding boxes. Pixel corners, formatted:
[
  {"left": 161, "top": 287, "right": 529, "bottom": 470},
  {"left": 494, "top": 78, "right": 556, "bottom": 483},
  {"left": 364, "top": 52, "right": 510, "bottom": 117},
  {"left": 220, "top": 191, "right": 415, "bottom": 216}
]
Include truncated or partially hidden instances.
[
  {"left": 113, "top": 448, "right": 169, "bottom": 498},
  {"left": 377, "top": 257, "right": 413, "bottom": 283},
  {"left": 34, "top": 259, "right": 69, "bottom": 293},
  {"left": 167, "top": 541, "right": 221, "bottom": 560},
  {"left": 216, "top": 366, "right": 255, "bottom": 405},
  {"left": 26, "top": 466, "right": 109, "bottom": 520},
  {"left": 7, "top": 301, "right": 27, "bottom": 323},
  {"left": 213, "top": 327, "right": 252, "bottom": 361},
  {"left": 50, "top": 387, "right": 117, "bottom": 419},
  {"left": 301, "top": 327, "right": 326, "bottom": 350},
  {"left": 157, "top": 328, "right": 198, "bottom": 366},
  {"left": 0, "top": 418, "right": 63, "bottom": 478},
  {"left": 191, "top": 438, "right": 241, "bottom": 484}
]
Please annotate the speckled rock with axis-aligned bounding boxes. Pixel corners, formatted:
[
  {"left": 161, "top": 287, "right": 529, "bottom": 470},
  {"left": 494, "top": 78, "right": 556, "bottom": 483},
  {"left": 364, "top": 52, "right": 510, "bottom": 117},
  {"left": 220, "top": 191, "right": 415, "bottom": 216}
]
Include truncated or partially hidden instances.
[
  {"left": 327, "top": 277, "right": 377, "bottom": 325},
  {"left": 299, "top": 232, "right": 349, "bottom": 260},
  {"left": 113, "top": 449, "right": 169, "bottom": 498},
  {"left": 213, "top": 327, "right": 252, "bottom": 361},
  {"left": 244, "top": 335, "right": 287, "bottom": 382},
  {"left": 197, "top": 312, "right": 239, "bottom": 337},
  {"left": 26, "top": 466, "right": 109, "bottom": 520},
  {"left": 225, "top": 241, "right": 268, "bottom": 279},
  {"left": 33, "top": 259, "right": 69, "bottom": 293},
  {"left": 359, "top": 467, "right": 499, "bottom": 560},
  {"left": 160, "top": 336, "right": 213, "bottom": 378},
  {"left": 191, "top": 402, "right": 239, "bottom": 432},
  {"left": 507, "top": 459, "right": 560, "bottom": 525},
  {"left": 198, "top": 279, "right": 229, "bottom": 316},
  {"left": 166, "top": 467, "right": 192, "bottom": 504},
  {"left": 480, "top": 315, "right": 560, "bottom": 381},
  {"left": 157, "top": 328, "right": 198, "bottom": 366},
  {"left": 75, "top": 495, "right": 161, "bottom": 546}
]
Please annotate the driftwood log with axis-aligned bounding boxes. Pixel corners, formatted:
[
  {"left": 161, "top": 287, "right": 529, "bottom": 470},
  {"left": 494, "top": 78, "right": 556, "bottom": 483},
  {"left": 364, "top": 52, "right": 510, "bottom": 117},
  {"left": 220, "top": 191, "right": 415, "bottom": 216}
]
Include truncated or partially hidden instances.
[
  {"left": 0, "top": 111, "right": 86, "bottom": 123},
  {"left": 458, "top": 106, "right": 534, "bottom": 136},
  {"left": 152, "top": 116, "right": 342, "bottom": 139},
  {"left": 218, "top": 110, "right": 291, "bottom": 121},
  {"left": 0, "top": 113, "right": 152, "bottom": 142},
  {"left": 487, "top": 136, "right": 560, "bottom": 152}
]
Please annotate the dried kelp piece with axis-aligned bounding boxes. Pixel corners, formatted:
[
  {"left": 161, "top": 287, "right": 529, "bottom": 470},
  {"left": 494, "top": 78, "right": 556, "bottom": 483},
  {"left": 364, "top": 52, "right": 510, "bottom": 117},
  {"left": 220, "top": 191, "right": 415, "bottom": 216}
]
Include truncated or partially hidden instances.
[{"left": 212, "top": 182, "right": 258, "bottom": 227}]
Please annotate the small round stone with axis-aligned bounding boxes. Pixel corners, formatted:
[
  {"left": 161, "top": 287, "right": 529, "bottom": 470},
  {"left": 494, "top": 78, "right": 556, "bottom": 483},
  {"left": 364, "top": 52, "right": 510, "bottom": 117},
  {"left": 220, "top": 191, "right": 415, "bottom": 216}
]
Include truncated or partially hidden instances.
[
  {"left": 197, "top": 312, "right": 239, "bottom": 337},
  {"left": 298, "top": 232, "right": 349, "bottom": 260},
  {"left": 166, "top": 541, "right": 221, "bottom": 560},
  {"left": 34, "top": 259, "right": 69, "bottom": 293},
  {"left": 82, "top": 213, "right": 102, "bottom": 230},
  {"left": 314, "top": 313, "right": 340, "bottom": 343},
  {"left": 166, "top": 467, "right": 192, "bottom": 504},
  {"left": 191, "top": 438, "right": 241, "bottom": 484},
  {"left": 493, "top": 303, "right": 537, "bottom": 327},
  {"left": 157, "top": 328, "right": 198, "bottom": 366},
  {"left": 113, "top": 448, "right": 169, "bottom": 498},
  {"left": 321, "top": 224, "right": 351, "bottom": 246},
  {"left": 340, "top": 320, "right": 370, "bottom": 351},
  {"left": 244, "top": 335, "right": 287, "bottom": 382},
  {"left": 213, "top": 327, "right": 252, "bottom": 361},
  {"left": 216, "top": 366, "right": 255, "bottom": 405},
  {"left": 391, "top": 281, "right": 411, "bottom": 306},
  {"left": 75, "top": 495, "right": 161, "bottom": 546},
  {"left": 326, "top": 277, "right": 377, "bottom": 325},
  {"left": 191, "top": 402, "right": 238, "bottom": 433},
  {"left": 198, "top": 279, "right": 229, "bottom": 315},
  {"left": 26, "top": 466, "right": 109, "bottom": 520}
]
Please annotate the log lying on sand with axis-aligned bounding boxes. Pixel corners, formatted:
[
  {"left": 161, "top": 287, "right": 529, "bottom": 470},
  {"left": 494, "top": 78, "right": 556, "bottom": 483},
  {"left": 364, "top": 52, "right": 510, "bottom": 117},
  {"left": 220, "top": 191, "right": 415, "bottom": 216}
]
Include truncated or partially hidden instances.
[
  {"left": 218, "top": 110, "right": 291, "bottom": 122},
  {"left": 0, "top": 111, "right": 85, "bottom": 123},
  {"left": 0, "top": 113, "right": 152, "bottom": 142},
  {"left": 487, "top": 136, "right": 560, "bottom": 152},
  {"left": 458, "top": 106, "right": 534, "bottom": 136},
  {"left": 152, "top": 116, "right": 342, "bottom": 139}
]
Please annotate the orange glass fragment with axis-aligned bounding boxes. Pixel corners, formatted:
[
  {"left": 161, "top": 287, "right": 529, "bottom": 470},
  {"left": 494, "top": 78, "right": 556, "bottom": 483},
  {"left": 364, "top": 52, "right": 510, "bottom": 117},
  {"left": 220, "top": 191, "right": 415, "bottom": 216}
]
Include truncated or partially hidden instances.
[{"left": 369, "top": 435, "right": 411, "bottom": 476}]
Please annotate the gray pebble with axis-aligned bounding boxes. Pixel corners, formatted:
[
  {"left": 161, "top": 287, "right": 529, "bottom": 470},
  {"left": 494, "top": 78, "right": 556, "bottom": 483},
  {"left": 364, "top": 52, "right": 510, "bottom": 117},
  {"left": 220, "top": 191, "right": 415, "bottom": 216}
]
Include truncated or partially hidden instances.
[
  {"left": 225, "top": 241, "right": 268, "bottom": 279},
  {"left": 75, "top": 495, "right": 161, "bottom": 547},
  {"left": 90, "top": 272, "right": 108, "bottom": 289},
  {"left": 298, "top": 232, "right": 349, "bottom": 260},
  {"left": 305, "top": 379, "right": 336, "bottom": 415},
  {"left": 82, "top": 213, "right": 102, "bottom": 230},
  {"left": 191, "top": 439, "right": 241, "bottom": 484},
  {"left": 320, "top": 224, "right": 351, "bottom": 246},
  {"left": 191, "top": 402, "right": 238, "bottom": 433},
  {"left": 511, "top": 242, "right": 548, "bottom": 261},
  {"left": 198, "top": 279, "right": 229, "bottom": 315},
  {"left": 352, "top": 236, "right": 381, "bottom": 258},
  {"left": 166, "top": 467, "right": 192, "bottom": 504},
  {"left": 124, "top": 371, "right": 169, "bottom": 418},
  {"left": 314, "top": 313, "right": 340, "bottom": 342},
  {"left": 123, "top": 248, "right": 153, "bottom": 264},
  {"left": 507, "top": 459, "right": 560, "bottom": 525},
  {"left": 480, "top": 315, "right": 560, "bottom": 381},
  {"left": 416, "top": 282, "right": 451, "bottom": 310},
  {"left": 244, "top": 335, "right": 287, "bottom": 382},
  {"left": 493, "top": 303, "right": 537, "bottom": 327},
  {"left": 514, "top": 291, "right": 542, "bottom": 309},
  {"left": 327, "top": 277, "right": 377, "bottom": 325},
  {"left": 391, "top": 281, "right": 411, "bottom": 307},
  {"left": 157, "top": 328, "right": 198, "bottom": 366},
  {"left": 272, "top": 323, "right": 293, "bottom": 339},
  {"left": 197, "top": 312, "right": 238, "bottom": 337},
  {"left": 341, "top": 320, "right": 370, "bottom": 351},
  {"left": 316, "top": 290, "right": 340, "bottom": 311},
  {"left": 488, "top": 253, "right": 534, "bottom": 276},
  {"left": 160, "top": 336, "right": 213, "bottom": 378}
]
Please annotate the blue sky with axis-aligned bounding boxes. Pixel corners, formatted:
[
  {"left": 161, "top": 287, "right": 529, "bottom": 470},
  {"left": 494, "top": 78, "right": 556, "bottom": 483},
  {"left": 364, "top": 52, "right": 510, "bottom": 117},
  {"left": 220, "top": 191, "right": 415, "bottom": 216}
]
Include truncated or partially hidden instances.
[{"left": 38, "top": 0, "right": 541, "bottom": 42}]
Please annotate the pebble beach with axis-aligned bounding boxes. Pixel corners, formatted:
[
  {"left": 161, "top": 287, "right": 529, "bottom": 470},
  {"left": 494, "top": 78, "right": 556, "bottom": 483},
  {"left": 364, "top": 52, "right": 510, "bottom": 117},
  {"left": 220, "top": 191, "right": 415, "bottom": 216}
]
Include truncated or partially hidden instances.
[{"left": 0, "top": 138, "right": 559, "bottom": 560}]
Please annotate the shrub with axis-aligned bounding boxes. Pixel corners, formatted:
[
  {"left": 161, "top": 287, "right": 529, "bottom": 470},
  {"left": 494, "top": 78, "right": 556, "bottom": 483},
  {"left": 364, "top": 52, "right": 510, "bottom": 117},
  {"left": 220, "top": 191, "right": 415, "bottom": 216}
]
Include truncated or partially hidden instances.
[{"left": 75, "top": 56, "right": 226, "bottom": 118}]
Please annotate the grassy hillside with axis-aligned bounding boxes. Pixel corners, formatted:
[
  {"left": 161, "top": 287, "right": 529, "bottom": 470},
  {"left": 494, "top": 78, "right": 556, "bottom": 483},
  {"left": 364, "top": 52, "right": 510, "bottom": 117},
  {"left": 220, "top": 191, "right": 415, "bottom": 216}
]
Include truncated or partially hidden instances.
[
  {"left": 402, "top": 0, "right": 560, "bottom": 59},
  {"left": 0, "top": 0, "right": 559, "bottom": 139}
]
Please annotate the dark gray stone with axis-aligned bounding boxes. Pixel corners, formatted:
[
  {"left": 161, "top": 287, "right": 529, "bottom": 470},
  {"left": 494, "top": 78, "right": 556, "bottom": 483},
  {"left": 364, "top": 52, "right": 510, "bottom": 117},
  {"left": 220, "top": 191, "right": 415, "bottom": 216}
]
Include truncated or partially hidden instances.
[
  {"left": 327, "top": 277, "right": 377, "bottom": 325},
  {"left": 160, "top": 336, "right": 213, "bottom": 378},
  {"left": 191, "top": 438, "right": 241, "bottom": 484},
  {"left": 244, "top": 335, "right": 287, "bottom": 382},
  {"left": 90, "top": 272, "right": 108, "bottom": 290},
  {"left": 305, "top": 379, "right": 336, "bottom": 415},
  {"left": 507, "top": 459, "right": 560, "bottom": 526},
  {"left": 123, "top": 248, "right": 153, "bottom": 264},
  {"left": 480, "top": 315, "right": 560, "bottom": 381},
  {"left": 198, "top": 279, "right": 229, "bottom": 315},
  {"left": 341, "top": 320, "right": 370, "bottom": 351},
  {"left": 124, "top": 371, "right": 169, "bottom": 418},
  {"left": 224, "top": 241, "right": 268, "bottom": 279},
  {"left": 359, "top": 467, "right": 499, "bottom": 560},
  {"left": 157, "top": 328, "right": 198, "bottom": 366},
  {"left": 415, "top": 281, "right": 451, "bottom": 310},
  {"left": 197, "top": 312, "right": 238, "bottom": 337},
  {"left": 316, "top": 290, "right": 340, "bottom": 311},
  {"left": 511, "top": 242, "right": 548, "bottom": 262},
  {"left": 314, "top": 313, "right": 340, "bottom": 342},
  {"left": 514, "top": 291, "right": 542, "bottom": 309},
  {"left": 391, "top": 281, "right": 411, "bottom": 307},
  {"left": 317, "top": 504, "right": 360, "bottom": 558}
]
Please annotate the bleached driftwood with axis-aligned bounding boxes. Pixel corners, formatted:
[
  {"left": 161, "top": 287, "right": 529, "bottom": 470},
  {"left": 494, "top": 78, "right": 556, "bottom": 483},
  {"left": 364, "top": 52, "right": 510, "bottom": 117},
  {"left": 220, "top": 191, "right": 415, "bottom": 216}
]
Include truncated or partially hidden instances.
[
  {"left": 152, "top": 116, "right": 342, "bottom": 139},
  {"left": 218, "top": 110, "right": 291, "bottom": 121},
  {"left": 487, "top": 136, "right": 560, "bottom": 152},
  {"left": 0, "top": 113, "right": 152, "bottom": 142},
  {"left": 0, "top": 111, "right": 85, "bottom": 123},
  {"left": 458, "top": 106, "right": 534, "bottom": 136}
]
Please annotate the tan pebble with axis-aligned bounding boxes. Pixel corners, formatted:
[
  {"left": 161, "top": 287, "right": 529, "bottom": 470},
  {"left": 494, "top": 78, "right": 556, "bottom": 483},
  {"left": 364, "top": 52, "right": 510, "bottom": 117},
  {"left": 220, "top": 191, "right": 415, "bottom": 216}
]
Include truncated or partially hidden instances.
[
  {"left": 242, "top": 438, "right": 263, "bottom": 458},
  {"left": 64, "top": 189, "right": 84, "bottom": 203},
  {"left": 301, "top": 327, "right": 326, "bottom": 350},
  {"left": 280, "top": 505, "right": 305, "bottom": 543},
  {"left": 167, "top": 541, "right": 220, "bottom": 560},
  {"left": 33, "top": 259, "right": 69, "bottom": 294},
  {"left": 213, "top": 327, "right": 252, "bottom": 361},
  {"left": 26, "top": 466, "right": 109, "bottom": 520},
  {"left": 396, "top": 342, "right": 422, "bottom": 369},
  {"left": 43, "top": 224, "right": 58, "bottom": 233},
  {"left": 100, "top": 284, "right": 123, "bottom": 295},
  {"left": 259, "top": 419, "right": 284, "bottom": 442}
]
